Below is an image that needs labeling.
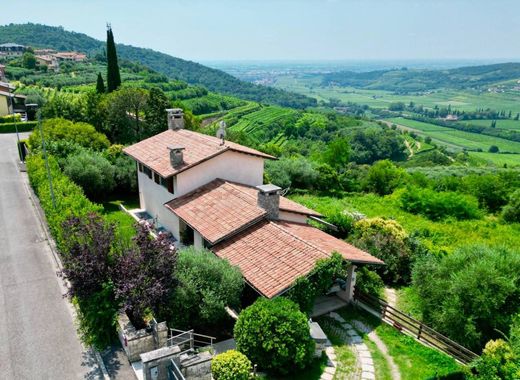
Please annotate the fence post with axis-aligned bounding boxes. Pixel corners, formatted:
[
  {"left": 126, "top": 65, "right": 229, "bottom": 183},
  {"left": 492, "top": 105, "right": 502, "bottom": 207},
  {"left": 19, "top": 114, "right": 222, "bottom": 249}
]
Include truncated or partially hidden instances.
[
  {"left": 382, "top": 304, "right": 387, "bottom": 319},
  {"left": 417, "top": 323, "right": 423, "bottom": 340},
  {"left": 190, "top": 331, "right": 194, "bottom": 350}
]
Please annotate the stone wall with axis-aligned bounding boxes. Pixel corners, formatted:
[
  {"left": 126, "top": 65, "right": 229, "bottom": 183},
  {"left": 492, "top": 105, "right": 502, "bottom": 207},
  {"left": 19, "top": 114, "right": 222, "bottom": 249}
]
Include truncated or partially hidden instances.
[{"left": 117, "top": 313, "right": 169, "bottom": 363}]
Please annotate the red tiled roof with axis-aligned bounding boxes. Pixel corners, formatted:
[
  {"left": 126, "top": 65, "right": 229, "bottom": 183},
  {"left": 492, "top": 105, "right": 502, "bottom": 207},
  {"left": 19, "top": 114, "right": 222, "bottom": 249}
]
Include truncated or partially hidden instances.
[
  {"left": 123, "top": 129, "right": 274, "bottom": 178},
  {"left": 164, "top": 179, "right": 322, "bottom": 244},
  {"left": 164, "top": 179, "right": 266, "bottom": 244},
  {"left": 213, "top": 220, "right": 383, "bottom": 298}
]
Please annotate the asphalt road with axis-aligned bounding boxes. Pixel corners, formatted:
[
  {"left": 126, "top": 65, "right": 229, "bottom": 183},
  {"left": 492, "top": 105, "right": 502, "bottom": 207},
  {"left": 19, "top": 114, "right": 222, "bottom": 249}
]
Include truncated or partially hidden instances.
[{"left": 0, "top": 133, "right": 100, "bottom": 379}]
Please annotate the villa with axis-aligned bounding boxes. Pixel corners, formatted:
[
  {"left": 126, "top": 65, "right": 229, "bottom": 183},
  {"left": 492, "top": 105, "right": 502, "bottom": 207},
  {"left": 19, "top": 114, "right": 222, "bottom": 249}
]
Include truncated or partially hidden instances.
[{"left": 123, "top": 109, "right": 383, "bottom": 304}]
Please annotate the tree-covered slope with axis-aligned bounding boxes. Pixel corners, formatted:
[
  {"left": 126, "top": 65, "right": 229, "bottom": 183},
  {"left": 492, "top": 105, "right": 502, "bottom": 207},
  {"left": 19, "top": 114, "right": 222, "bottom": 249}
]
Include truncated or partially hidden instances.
[
  {"left": 323, "top": 62, "right": 520, "bottom": 92},
  {"left": 0, "top": 23, "right": 316, "bottom": 108}
]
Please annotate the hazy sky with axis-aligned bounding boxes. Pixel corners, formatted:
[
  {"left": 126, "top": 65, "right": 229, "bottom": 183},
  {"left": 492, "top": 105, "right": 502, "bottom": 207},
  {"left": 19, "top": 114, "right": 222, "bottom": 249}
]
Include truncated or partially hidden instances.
[{"left": 1, "top": 0, "right": 519, "bottom": 62}]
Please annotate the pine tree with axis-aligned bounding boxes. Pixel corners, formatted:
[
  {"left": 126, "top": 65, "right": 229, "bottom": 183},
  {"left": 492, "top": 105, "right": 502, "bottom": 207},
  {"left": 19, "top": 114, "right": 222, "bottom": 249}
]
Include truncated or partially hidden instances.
[
  {"left": 96, "top": 72, "right": 106, "bottom": 94},
  {"left": 106, "top": 26, "right": 121, "bottom": 93}
]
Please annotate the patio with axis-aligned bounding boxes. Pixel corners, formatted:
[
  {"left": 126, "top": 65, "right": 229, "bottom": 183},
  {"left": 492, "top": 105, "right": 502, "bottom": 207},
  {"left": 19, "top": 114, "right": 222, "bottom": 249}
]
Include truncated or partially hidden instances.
[{"left": 311, "top": 295, "right": 348, "bottom": 318}]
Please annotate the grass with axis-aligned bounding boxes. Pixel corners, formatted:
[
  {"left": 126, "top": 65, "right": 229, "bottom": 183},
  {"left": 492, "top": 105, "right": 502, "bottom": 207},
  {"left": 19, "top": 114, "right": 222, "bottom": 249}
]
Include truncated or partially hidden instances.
[
  {"left": 318, "top": 319, "right": 358, "bottom": 379},
  {"left": 290, "top": 193, "right": 520, "bottom": 254},
  {"left": 101, "top": 194, "right": 139, "bottom": 244},
  {"left": 469, "top": 151, "right": 520, "bottom": 167},
  {"left": 259, "top": 355, "right": 328, "bottom": 380},
  {"left": 337, "top": 306, "right": 463, "bottom": 380},
  {"left": 460, "top": 118, "right": 520, "bottom": 130},
  {"left": 386, "top": 117, "right": 520, "bottom": 153}
]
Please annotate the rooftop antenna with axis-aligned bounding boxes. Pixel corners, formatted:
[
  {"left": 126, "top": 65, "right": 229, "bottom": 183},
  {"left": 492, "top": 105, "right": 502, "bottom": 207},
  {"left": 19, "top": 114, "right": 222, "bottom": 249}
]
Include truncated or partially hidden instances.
[{"left": 216, "top": 120, "right": 227, "bottom": 145}]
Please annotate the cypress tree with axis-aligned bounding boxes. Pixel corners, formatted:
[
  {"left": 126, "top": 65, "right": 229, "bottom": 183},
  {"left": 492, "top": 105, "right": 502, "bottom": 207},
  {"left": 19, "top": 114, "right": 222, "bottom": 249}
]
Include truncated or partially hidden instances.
[
  {"left": 106, "top": 26, "right": 121, "bottom": 93},
  {"left": 96, "top": 72, "right": 106, "bottom": 94}
]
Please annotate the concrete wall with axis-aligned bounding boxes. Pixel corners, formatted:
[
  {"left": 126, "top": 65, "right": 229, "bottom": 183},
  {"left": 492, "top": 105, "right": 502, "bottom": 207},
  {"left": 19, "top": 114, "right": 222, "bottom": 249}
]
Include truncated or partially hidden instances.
[
  {"left": 193, "top": 230, "right": 204, "bottom": 249},
  {"left": 141, "top": 345, "right": 181, "bottom": 380},
  {"left": 278, "top": 211, "right": 308, "bottom": 224},
  {"left": 138, "top": 171, "right": 180, "bottom": 239},
  {"left": 0, "top": 96, "right": 9, "bottom": 116},
  {"left": 337, "top": 265, "right": 357, "bottom": 303},
  {"left": 176, "top": 151, "right": 264, "bottom": 196}
]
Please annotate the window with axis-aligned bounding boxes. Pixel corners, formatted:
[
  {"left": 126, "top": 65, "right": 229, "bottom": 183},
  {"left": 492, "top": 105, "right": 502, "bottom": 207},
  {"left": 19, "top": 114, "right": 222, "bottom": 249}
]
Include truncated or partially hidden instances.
[
  {"left": 154, "top": 172, "right": 160, "bottom": 184},
  {"left": 143, "top": 166, "right": 152, "bottom": 179},
  {"left": 160, "top": 176, "right": 174, "bottom": 194}
]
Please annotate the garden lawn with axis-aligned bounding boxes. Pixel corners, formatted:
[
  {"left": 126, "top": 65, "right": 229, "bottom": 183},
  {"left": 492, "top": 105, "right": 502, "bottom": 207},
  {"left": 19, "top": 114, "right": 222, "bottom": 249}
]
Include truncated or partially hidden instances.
[
  {"left": 101, "top": 195, "right": 139, "bottom": 243},
  {"left": 259, "top": 355, "right": 328, "bottom": 380},
  {"left": 290, "top": 193, "right": 520, "bottom": 254},
  {"left": 337, "top": 307, "right": 463, "bottom": 380}
]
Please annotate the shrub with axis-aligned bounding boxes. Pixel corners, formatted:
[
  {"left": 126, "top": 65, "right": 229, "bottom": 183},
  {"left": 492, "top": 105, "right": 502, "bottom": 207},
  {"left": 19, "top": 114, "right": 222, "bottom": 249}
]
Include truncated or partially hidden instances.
[
  {"left": 399, "top": 186, "right": 481, "bottom": 220},
  {"left": 103, "top": 144, "right": 137, "bottom": 193},
  {"left": 28, "top": 118, "right": 110, "bottom": 151},
  {"left": 364, "top": 160, "right": 406, "bottom": 195},
  {"left": 212, "top": 350, "right": 252, "bottom": 380},
  {"left": 502, "top": 189, "right": 520, "bottom": 223},
  {"left": 462, "top": 174, "right": 508, "bottom": 212},
  {"left": 0, "top": 121, "right": 37, "bottom": 133},
  {"left": 355, "top": 267, "right": 384, "bottom": 297},
  {"left": 162, "top": 247, "right": 243, "bottom": 330},
  {"left": 470, "top": 339, "right": 520, "bottom": 379},
  {"left": 412, "top": 245, "right": 520, "bottom": 351},
  {"left": 26, "top": 154, "right": 102, "bottom": 249},
  {"left": 265, "top": 156, "right": 318, "bottom": 190},
  {"left": 350, "top": 218, "right": 417, "bottom": 285},
  {"left": 64, "top": 151, "right": 116, "bottom": 199},
  {"left": 322, "top": 211, "right": 355, "bottom": 238},
  {"left": 234, "top": 298, "right": 315, "bottom": 374}
]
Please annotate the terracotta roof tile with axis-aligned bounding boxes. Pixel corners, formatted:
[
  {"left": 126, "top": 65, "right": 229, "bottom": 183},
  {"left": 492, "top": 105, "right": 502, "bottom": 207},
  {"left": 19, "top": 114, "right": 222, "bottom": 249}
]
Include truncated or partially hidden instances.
[
  {"left": 213, "top": 220, "right": 383, "bottom": 298},
  {"left": 123, "top": 129, "right": 274, "bottom": 178},
  {"left": 164, "top": 179, "right": 322, "bottom": 244}
]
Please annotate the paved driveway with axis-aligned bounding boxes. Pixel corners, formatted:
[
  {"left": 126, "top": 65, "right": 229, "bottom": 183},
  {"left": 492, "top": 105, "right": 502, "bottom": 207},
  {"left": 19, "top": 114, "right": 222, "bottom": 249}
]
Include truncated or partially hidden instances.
[{"left": 0, "top": 133, "right": 100, "bottom": 379}]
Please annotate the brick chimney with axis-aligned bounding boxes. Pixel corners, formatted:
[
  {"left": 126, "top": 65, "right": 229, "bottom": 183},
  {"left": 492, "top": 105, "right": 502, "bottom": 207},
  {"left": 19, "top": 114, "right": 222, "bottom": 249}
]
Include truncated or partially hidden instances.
[
  {"left": 166, "top": 108, "right": 184, "bottom": 130},
  {"left": 167, "top": 145, "right": 185, "bottom": 167},
  {"left": 256, "top": 184, "right": 281, "bottom": 220}
]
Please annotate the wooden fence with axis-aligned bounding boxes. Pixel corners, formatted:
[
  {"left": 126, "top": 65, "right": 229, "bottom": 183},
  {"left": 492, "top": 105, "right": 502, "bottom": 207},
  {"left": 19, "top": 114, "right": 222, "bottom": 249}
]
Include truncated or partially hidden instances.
[{"left": 354, "top": 289, "right": 479, "bottom": 364}]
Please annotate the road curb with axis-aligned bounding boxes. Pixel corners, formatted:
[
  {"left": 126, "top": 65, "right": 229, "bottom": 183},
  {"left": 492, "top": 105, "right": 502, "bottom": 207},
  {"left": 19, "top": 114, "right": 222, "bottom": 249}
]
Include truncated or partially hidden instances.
[{"left": 21, "top": 169, "right": 111, "bottom": 379}]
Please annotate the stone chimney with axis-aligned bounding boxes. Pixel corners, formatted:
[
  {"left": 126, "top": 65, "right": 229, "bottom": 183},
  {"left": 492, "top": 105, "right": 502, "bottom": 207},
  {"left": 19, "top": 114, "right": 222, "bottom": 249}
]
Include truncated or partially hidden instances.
[
  {"left": 166, "top": 108, "right": 184, "bottom": 130},
  {"left": 168, "top": 145, "right": 185, "bottom": 167},
  {"left": 256, "top": 184, "right": 281, "bottom": 220}
]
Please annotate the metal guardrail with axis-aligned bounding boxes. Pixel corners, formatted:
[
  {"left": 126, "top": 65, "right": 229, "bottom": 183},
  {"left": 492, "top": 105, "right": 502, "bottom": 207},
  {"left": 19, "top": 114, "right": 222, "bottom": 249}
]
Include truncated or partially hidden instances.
[
  {"left": 354, "top": 289, "right": 479, "bottom": 364},
  {"left": 167, "top": 359, "right": 185, "bottom": 380},
  {"left": 167, "top": 328, "right": 216, "bottom": 353}
]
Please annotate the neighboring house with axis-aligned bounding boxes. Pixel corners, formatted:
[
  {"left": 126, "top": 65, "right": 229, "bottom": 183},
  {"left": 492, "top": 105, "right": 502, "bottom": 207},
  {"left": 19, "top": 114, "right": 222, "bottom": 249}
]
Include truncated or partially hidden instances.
[
  {"left": 0, "top": 81, "right": 26, "bottom": 117},
  {"left": 53, "top": 52, "right": 87, "bottom": 62},
  {"left": 0, "top": 43, "right": 25, "bottom": 56},
  {"left": 0, "top": 64, "right": 5, "bottom": 81},
  {"left": 124, "top": 109, "right": 383, "bottom": 302},
  {"left": 35, "top": 55, "right": 59, "bottom": 71}
]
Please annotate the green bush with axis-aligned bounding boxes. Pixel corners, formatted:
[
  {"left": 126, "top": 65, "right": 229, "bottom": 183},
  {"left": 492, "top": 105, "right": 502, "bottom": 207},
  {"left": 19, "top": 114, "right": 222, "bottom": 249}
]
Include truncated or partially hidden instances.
[
  {"left": 28, "top": 118, "right": 110, "bottom": 151},
  {"left": 64, "top": 151, "right": 116, "bottom": 199},
  {"left": 412, "top": 245, "right": 520, "bottom": 351},
  {"left": 355, "top": 266, "right": 384, "bottom": 297},
  {"left": 0, "top": 121, "right": 37, "bottom": 133},
  {"left": 234, "top": 298, "right": 315, "bottom": 374},
  {"left": 365, "top": 160, "right": 406, "bottom": 195},
  {"left": 399, "top": 186, "right": 481, "bottom": 220},
  {"left": 502, "top": 189, "right": 520, "bottom": 223},
  {"left": 470, "top": 339, "right": 520, "bottom": 379},
  {"left": 212, "top": 350, "right": 252, "bottom": 380},
  {"left": 350, "top": 218, "right": 417, "bottom": 285},
  {"left": 162, "top": 247, "right": 243, "bottom": 330},
  {"left": 26, "top": 154, "right": 102, "bottom": 249}
]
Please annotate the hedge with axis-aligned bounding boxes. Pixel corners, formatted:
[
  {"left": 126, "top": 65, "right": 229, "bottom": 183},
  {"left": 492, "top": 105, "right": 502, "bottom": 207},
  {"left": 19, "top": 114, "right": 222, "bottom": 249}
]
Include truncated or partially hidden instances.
[
  {"left": 0, "top": 121, "right": 37, "bottom": 133},
  {"left": 212, "top": 350, "right": 252, "bottom": 380},
  {"left": 26, "top": 153, "right": 101, "bottom": 250}
]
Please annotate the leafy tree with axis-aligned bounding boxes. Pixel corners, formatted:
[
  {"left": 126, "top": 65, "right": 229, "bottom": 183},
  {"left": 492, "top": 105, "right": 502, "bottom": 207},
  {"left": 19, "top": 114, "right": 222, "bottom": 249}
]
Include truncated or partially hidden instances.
[
  {"left": 103, "top": 145, "right": 138, "bottom": 193},
  {"left": 96, "top": 72, "right": 105, "bottom": 94},
  {"left": 64, "top": 151, "right": 116, "bottom": 199},
  {"left": 462, "top": 174, "right": 508, "bottom": 212},
  {"left": 106, "top": 26, "right": 121, "bottom": 92},
  {"left": 350, "top": 218, "right": 417, "bottom": 285},
  {"left": 22, "top": 51, "right": 36, "bottom": 69},
  {"left": 364, "top": 160, "right": 406, "bottom": 195},
  {"left": 322, "top": 137, "right": 350, "bottom": 170},
  {"left": 105, "top": 87, "right": 149, "bottom": 142},
  {"left": 349, "top": 127, "right": 407, "bottom": 164},
  {"left": 211, "top": 350, "right": 252, "bottom": 380},
  {"left": 489, "top": 145, "right": 499, "bottom": 153},
  {"left": 265, "top": 156, "right": 317, "bottom": 190},
  {"left": 113, "top": 225, "right": 177, "bottom": 328},
  {"left": 470, "top": 339, "right": 520, "bottom": 380},
  {"left": 144, "top": 87, "right": 170, "bottom": 137},
  {"left": 502, "top": 189, "right": 520, "bottom": 223},
  {"left": 412, "top": 245, "right": 520, "bottom": 351},
  {"left": 161, "top": 247, "right": 243, "bottom": 330},
  {"left": 234, "top": 298, "right": 315, "bottom": 374}
]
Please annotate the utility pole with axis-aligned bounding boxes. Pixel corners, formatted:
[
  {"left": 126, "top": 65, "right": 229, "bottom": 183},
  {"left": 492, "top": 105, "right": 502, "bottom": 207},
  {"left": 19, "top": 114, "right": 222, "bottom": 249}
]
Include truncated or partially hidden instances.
[
  {"left": 8, "top": 84, "right": 23, "bottom": 161},
  {"left": 38, "top": 110, "right": 56, "bottom": 209}
]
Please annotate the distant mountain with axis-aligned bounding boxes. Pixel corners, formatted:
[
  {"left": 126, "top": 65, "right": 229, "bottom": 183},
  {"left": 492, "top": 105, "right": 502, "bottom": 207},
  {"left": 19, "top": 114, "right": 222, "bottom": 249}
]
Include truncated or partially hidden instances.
[
  {"left": 322, "top": 62, "right": 520, "bottom": 92},
  {"left": 0, "top": 23, "right": 316, "bottom": 108}
]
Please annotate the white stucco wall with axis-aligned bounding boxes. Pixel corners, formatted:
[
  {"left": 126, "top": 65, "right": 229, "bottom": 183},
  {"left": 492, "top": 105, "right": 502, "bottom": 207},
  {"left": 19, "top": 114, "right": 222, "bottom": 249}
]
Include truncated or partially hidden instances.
[
  {"left": 176, "top": 151, "right": 264, "bottom": 197},
  {"left": 137, "top": 171, "right": 180, "bottom": 239},
  {"left": 278, "top": 211, "right": 308, "bottom": 224},
  {"left": 193, "top": 231, "right": 204, "bottom": 249}
]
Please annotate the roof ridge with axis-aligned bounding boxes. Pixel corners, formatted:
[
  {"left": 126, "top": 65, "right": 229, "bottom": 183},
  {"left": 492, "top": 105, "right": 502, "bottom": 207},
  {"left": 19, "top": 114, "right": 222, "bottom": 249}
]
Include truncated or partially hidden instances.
[{"left": 269, "top": 221, "right": 331, "bottom": 258}]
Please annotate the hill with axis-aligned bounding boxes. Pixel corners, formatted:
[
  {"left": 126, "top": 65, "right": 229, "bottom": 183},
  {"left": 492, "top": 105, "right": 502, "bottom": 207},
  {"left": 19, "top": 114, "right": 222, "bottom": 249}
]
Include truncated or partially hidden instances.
[
  {"left": 322, "top": 62, "right": 520, "bottom": 92},
  {"left": 0, "top": 23, "right": 316, "bottom": 109}
]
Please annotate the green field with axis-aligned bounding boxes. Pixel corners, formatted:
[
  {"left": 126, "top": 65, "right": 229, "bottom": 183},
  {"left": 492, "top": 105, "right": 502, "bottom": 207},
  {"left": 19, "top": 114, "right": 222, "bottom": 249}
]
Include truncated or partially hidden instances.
[
  {"left": 386, "top": 117, "right": 520, "bottom": 153},
  {"left": 275, "top": 75, "right": 520, "bottom": 114},
  {"left": 469, "top": 152, "right": 520, "bottom": 167},
  {"left": 459, "top": 118, "right": 520, "bottom": 130}
]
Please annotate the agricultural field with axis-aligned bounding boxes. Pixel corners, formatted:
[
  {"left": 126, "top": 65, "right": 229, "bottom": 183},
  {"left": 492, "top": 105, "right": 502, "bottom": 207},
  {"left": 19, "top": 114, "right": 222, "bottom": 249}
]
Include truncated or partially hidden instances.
[
  {"left": 459, "top": 118, "right": 520, "bottom": 130},
  {"left": 469, "top": 152, "right": 520, "bottom": 167},
  {"left": 290, "top": 193, "right": 520, "bottom": 254},
  {"left": 386, "top": 117, "right": 520, "bottom": 153}
]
